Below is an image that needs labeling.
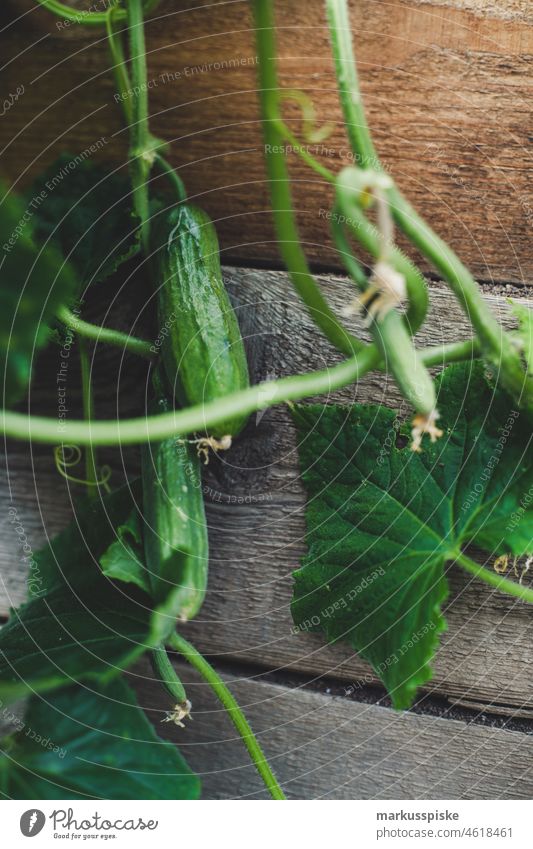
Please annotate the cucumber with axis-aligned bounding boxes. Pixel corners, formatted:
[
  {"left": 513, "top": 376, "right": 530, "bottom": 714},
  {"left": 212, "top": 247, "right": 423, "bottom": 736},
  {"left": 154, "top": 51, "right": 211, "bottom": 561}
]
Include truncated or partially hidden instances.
[
  {"left": 151, "top": 204, "right": 250, "bottom": 440},
  {"left": 141, "top": 394, "right": 209, "bottom": 635},
  {"left": 373, "top": 309, "right": 436, "bottom": 417}
]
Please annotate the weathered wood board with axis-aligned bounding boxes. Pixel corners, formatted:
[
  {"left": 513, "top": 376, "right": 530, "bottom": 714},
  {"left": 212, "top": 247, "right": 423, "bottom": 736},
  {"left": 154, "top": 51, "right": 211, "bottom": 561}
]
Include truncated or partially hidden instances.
[
  {"left": 1, "top": 268, "right": 532, "bottom": 716},
  {"left": 131, "top": 658, "right": 533, "bottom": 800},
  {"left": 2, "top": 0, "right": 533, "bottom": 282},
  {"left": 2, "top": 0, "right": 533, "bottom": 803}
]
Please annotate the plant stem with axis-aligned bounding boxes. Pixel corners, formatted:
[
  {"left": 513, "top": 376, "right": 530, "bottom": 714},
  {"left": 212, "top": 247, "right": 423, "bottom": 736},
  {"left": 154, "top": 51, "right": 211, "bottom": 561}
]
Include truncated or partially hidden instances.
[
  {"left": 78, "top": 338, "right": 98, "bottom": 498},
  {"left": 326, "top": 0, "right": 529, "bottom": 408},
  {"left": 142, "top": 0, "right": 163, "bottom": 14},
  {"left": 127, "top": 0, "right": 151, "bottom": 250},
  {"left": 252, "top": 0, "right": 366, "bottom": 357},
  {"left": 1, "top": 345, "right": 380, "bottom": 445},
  {"left": 325, "top": 0, "right": 376, "bottom": 168},
  {"left": 57, "top": 305, "right": 154, "bottom": 360},
  {"left": 272, "top": 117, "right": 336, "bottom": 182},
  {"left": 169, "top": 633, "right": 286, "bottom": 800},
  {"left": 151, "top": 645, "right": 188, "bottom": 705},
  {"left": 456, "top": 552, "right": 533, "bottom": 605},
  {"left": 334, "top": 193, "right": 428, "bottom": 334}
]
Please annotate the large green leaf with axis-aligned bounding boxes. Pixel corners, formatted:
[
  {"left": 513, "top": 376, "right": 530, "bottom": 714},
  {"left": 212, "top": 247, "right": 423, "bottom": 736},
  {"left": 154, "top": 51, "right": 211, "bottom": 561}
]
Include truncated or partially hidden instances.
[
  {"left": 0, "top": 182, "right": 76, "bottom": 404},
  {"left": 291, "top": 362, "right": 533, "bottom": 709},
  {"left": 0, "top": 677, "right": 200, "bottom": 799},
  {"left": 0, "top": 483, "right": 153, "bottom": 704},
  {"left": 29, "top": 154, "right": 140, "bottom": 287}
]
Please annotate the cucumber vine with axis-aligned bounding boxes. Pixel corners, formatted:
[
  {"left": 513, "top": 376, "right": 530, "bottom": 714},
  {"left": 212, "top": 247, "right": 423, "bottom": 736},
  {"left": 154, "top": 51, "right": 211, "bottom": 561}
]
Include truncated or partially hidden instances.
[{"left": 0, "top": 0, "right": 531, "bottom": 800}]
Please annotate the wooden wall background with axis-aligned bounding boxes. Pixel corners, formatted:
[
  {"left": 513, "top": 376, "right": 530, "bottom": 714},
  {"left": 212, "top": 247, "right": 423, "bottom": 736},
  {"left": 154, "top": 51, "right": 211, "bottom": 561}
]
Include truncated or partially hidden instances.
[{"left": 1, "top": 0, "right": 533, "bottom": 799}]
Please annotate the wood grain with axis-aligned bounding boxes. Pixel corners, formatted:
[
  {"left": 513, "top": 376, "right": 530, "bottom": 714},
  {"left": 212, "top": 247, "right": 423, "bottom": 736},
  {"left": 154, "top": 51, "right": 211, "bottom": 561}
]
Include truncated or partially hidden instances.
[
  {"left": 2, "top": 1, "right": 533, "bottom": 281},
  {"left": 131, "top": 657, "right": 533, "bottom": 799},
  {"left": 1, "top": 267, "right": 531, "bottom": 713}
]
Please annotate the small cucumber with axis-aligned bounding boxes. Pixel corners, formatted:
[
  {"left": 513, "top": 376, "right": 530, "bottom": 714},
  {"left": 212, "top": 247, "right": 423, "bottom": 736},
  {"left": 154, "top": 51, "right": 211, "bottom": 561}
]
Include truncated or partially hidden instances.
[
  {"left": 141, "top": 395, "right": 208, "bottom": 635},
  {"left": 373, "top": 309, "right": 436, "bottom": 417},
  {"left": 151, "top": 204, "right": 250, "bottom": 439}
]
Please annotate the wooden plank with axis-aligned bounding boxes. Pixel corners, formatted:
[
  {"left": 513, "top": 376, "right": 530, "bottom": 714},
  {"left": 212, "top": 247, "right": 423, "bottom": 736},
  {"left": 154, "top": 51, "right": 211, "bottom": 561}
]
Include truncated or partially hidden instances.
[
  {"left": 2, "top": 1, "right": 533, "bottom": 281},
  {"left": 131, "top": 657, "right": 533, "bottom": 799},
  {"left": 1, "top": 267, "right": 531, "bottom": 712}
]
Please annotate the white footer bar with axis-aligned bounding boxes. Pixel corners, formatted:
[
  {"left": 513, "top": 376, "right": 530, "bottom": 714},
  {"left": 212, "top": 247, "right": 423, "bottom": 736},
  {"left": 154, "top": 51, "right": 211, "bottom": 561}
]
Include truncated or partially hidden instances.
[{"left": 1, "top": 799, "right": 531, "bottom": 848}]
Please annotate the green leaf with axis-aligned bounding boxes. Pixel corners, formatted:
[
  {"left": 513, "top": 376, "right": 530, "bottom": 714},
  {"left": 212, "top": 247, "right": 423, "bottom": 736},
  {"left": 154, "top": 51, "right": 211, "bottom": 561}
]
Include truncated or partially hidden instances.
[
  {"left": 28, "top": 154, "right": 140, "bottom": 287},
  {"left": 30, "top": 480, "right": 143, "bottom": 595},
  {"left": 291, "top": 362, "right": 533, "bottom": 709},
  {"left": 100, "top": 508, "right": 150, "bottom": 594},
  {"left": 509, "top": 299, "right": 533, "bottom": 376},
  {"left": 0, "top": 677, "right": 200, "bottom": 799},
  {"left": 0, "top": 582, "right": 150, "bottom": 705},
  {"left": 0, "top": 482, "right": 153, "bottom": 704},
  {"left": 0, "top": 181, "right": 76, "bottom": 405}
]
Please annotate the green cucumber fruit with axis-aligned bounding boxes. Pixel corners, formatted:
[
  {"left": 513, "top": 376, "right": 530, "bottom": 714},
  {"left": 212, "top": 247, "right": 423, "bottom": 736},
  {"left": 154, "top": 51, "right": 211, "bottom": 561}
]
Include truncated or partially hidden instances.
[
  {"left": 141, "top": 396, "right": 209, "bottom": 635},
  {"left": 151, "top": 204, "right": 250, "bottom": 439}
]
